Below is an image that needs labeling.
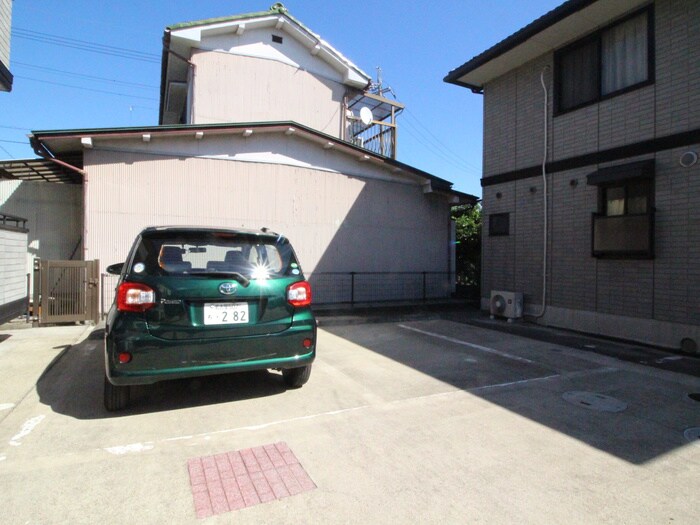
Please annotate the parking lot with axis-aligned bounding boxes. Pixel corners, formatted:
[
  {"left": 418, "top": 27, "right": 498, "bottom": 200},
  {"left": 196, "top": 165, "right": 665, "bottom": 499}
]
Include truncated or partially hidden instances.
[{"left": 1, "top": 312, "right": 699, "bottom": 524}]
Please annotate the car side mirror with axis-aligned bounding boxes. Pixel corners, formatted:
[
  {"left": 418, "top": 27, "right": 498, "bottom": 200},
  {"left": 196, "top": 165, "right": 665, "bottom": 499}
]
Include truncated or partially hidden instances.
[{"left": 106, "top": 262, "right": 124, "bottom": 275}]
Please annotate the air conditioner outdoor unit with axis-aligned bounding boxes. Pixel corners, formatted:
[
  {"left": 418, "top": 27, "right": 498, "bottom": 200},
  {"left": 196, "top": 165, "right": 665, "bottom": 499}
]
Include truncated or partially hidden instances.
[{"left": 490, "top": 290, "right": 524, "bottom": 321}]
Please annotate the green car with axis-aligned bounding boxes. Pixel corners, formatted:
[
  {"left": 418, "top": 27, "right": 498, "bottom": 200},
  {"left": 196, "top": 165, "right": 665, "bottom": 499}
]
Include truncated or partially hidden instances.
[{"left": 103, "top": 226, "right": 316, "bottom": 411}]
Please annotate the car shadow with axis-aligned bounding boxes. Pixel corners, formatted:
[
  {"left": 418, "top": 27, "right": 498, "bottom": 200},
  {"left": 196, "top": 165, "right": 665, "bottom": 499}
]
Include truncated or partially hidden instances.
[{"left": 36, "top": 328, "right": 289, "bottom": 419}]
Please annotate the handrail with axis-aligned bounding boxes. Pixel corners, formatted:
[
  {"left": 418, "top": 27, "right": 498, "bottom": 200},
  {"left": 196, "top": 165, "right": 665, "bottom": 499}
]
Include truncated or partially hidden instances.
[{"left": 0, "top": 213, "right": 28, "bottom": 229}]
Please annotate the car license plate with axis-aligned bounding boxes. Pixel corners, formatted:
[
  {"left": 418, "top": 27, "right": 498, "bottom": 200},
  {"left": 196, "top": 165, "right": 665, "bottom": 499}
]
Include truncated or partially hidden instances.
[{"left": 203, "top": 303, "right": 249, "bottom": 325}]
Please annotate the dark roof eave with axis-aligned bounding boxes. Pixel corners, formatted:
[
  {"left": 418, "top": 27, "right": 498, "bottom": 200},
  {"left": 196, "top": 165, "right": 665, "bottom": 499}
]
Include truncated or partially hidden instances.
[{"left": 444, "top": 0, "right": 597, "bottom": 89}]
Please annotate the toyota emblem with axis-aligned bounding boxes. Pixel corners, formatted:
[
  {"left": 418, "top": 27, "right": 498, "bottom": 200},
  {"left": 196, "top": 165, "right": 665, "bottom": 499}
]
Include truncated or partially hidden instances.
[{"left": 219, "top": 282, "right": 238, "bottom": 295}]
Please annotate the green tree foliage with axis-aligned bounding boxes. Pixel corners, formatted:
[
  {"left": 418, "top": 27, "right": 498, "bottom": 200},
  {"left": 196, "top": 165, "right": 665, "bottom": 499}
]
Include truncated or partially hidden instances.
[{"left": 452, "top": 203, "right": 481, "bottom": 298}]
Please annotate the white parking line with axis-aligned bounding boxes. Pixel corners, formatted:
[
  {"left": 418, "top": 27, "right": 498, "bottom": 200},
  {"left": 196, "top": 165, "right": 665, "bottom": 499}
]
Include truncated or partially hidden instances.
[
  {"left": 102, "top": 405, "right": 371, "bottom": 455},
  {"left": 9, "top": 415, "right": 45, "bottom": 447},
  {"left": 398, "top": 324, "right": 535, "bottom": 364}
]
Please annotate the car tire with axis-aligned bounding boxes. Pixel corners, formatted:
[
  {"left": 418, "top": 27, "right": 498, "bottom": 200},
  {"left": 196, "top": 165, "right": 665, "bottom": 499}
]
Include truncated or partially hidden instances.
[
  {"left": 104, "top": 375, "right": 130, "bottom": 411},
  {"left": 282, "top": 365, "right": 311, "bottom": 388}
]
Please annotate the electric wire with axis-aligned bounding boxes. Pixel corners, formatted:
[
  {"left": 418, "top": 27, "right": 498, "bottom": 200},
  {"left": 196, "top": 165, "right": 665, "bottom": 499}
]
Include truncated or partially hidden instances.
[
  {"left": 0, "top": 125, "right": 31, "bottom": 131},
  {"left": 403, "top": 108, "right": 481, "bottom": 174},
  {"left": 0, "top": 144, "right": 15, "bottom": 158},
  {"left": 11, "top": 27, "right": 161, "bottom": 64},
  {"left": 15, "top": 76, "right": 159, "bottom": 101},
  {"left": 14, "top": 61, "right": 159, "bottom": 89},
  {"left": 400, "top": 122, "right": 480, "bottom": 175}
]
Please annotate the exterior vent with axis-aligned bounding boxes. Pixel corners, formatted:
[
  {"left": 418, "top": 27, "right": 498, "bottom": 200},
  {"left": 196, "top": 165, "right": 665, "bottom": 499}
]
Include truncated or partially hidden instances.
[{"left": 490, "top": 290, "right": 523, "bottom": 321}]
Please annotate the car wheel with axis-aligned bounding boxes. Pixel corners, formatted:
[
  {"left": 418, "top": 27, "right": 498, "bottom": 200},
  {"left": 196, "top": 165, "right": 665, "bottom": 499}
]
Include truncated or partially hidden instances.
[
  {"left": 104, "top": 375, "right": 130, "bottom": 411},
  {"left": 282, "top": 365, "right": 311, "bottom": 388}
]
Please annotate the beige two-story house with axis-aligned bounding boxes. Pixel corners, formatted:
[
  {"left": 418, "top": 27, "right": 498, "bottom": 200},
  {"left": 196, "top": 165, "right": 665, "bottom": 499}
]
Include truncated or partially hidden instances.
[{"left": 2, "top": 4, "right": 474, "bottom": 307}]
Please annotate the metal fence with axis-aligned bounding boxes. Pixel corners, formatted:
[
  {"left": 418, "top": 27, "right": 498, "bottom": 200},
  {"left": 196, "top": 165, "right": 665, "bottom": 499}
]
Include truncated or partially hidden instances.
[
  {"left": 99, "top": 271, "right": 456, "bottom": 317},
  {"left": 310, "top": 272, "right": 455, "bottom": 305},
  {"left": 33, "top": 259, "right": 100, "bottom": 324}
]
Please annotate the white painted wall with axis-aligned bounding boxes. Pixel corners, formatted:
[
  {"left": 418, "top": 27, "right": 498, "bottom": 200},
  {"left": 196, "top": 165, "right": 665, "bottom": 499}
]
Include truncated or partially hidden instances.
[
  {"left": 190, "top": 48, "right": 348, "bottom": 136},
  {"left": 0, "top": 227, "right": 27, "bottom": 310},
  {"left": 0, "top": 179, "right": 84, "bottom": 274},
  {"left": 0, "top": 0, "right": 11, "bottom": 67},
  {"left": 83, "top": 135, "right": 453, "bottom": 304}
]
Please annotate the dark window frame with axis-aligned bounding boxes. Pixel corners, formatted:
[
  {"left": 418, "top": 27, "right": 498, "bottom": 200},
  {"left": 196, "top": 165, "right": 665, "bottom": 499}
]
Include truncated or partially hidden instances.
[
  {"left": 488, "top": 213, "right": 510, "bottom": 237},
  {"left": 588, "top": 162, "right": 655, "bottom": 259},
  {"left": 554, "top": 5, "right": 655, "bottom": 115}
]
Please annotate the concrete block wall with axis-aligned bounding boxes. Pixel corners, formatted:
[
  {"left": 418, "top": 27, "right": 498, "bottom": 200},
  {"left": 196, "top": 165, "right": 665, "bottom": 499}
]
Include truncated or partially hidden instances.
[
  {"left": 548, "top": 167, "right": 597, "bottom": 311},
  {"left": 512, "top": 177, "right": 545, "bottom": 306},
  {"left": 480, "top": 185, "right": 516, "bottom": 295},
  {"left": 654, "top": 0, "right": 700, "bottom": 137},
  {"left": 483, "top": 70, "right": 517, "bottom": 177},
  {"left": 654, "top": 146, "right": 700, "bottom": 325}
]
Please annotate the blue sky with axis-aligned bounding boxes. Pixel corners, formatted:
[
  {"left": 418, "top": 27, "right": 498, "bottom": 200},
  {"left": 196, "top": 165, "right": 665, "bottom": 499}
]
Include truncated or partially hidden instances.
[{"left": 1, "top": 0, "right": 563, "bottom": 197}]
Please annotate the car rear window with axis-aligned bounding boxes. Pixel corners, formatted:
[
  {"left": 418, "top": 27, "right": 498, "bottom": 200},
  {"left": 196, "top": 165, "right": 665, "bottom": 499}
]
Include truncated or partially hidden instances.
[{"left": 128, "top": 231, "right": 302, "bottom": 279}]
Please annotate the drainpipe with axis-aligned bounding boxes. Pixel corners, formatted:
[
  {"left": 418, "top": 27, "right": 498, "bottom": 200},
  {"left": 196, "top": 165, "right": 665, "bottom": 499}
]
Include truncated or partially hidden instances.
[
  {"left": 534, "top": 66, "right": 550, "bottom": 319},
  {"left": 30, "top": 137, "right": 86, "bottom": 177}
]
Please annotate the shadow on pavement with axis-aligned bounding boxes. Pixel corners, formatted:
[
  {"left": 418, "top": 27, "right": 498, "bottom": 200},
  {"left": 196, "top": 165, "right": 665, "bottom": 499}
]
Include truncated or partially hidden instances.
[
  {"left": 324, "top": 317, "right": 700, "bottom": 465},
  {"left": 36, "top": 328, "right": 289, "bottom": 419}
]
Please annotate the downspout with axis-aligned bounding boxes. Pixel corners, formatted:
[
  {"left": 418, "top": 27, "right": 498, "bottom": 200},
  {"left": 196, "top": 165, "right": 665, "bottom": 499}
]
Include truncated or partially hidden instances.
[
  {"left": 535, "top": 66, "right": 550, "bottom": 319},
  {"left": 162, "top": 34, "right": 196, "bottom": 124},
  {"left": 30, "top": 137, "right": 86, "bottom": 177}
]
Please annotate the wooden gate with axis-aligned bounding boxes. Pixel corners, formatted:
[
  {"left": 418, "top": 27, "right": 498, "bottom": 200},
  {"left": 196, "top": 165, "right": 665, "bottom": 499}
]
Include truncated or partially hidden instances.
[{"left": 33, "top": 259, "right": 100, "bottom": 324}]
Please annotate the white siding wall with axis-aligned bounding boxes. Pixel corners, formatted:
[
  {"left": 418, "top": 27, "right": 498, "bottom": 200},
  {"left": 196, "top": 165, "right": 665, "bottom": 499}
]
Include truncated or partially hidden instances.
[
  {"left": 0, "top": 227, "right": 27, "bottom": 306},
  {"left": 190, "top": 50, "right": 347, "bottom": 137},
  {"left": 0, "top": 179, "right": 84, "bottom": 275},
  {"left": 83, "top": 136, "right": 452, "bottom": 303},
  {"left": 0, "top": 0, "right": 11, "bottom": 66}
]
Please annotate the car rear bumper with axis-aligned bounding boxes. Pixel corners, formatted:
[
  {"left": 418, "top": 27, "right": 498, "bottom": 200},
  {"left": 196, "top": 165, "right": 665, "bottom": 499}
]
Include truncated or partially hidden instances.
[{"left": 105, "top": 317, "right": 316, "bottom": 385}]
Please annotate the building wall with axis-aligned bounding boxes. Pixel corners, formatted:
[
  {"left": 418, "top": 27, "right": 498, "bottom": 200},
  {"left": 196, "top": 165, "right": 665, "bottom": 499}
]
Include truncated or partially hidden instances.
[
  {"left": 83, "top": 135, "right": 452, "bottom": 304},
  {"left": 480, "top": 0, "right": 700, "bottom": 349},
  {"left": 0, "top": 0, "right": 12, "bottom": 91},
  {"left": 0, "top": 179, "right": 83, "bottom": 262},
  {"left": 0, "top": 0, "right": 10, "bottom": 65},
  {"left": 189, "top": 26, "right": 352, "bottom": 137},
  {"left": 0, "top": 225, "right": 27, "bottom": 323}
]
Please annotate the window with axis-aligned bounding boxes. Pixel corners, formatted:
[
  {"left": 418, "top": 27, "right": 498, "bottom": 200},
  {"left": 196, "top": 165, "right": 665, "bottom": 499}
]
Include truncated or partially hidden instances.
[
  {"left": 489, "top": 213, "right": 510, "bottom": 236},
  {"left": 588, "top": 161, "right": 654, "bottom": 258},
  {"left": 602, "top": 179, "right": 651, "bottom": 217},
  {"left": 133, "top": 231, "right": 299, "bottom": 277},
  {"left": 556, "top": 7, "right": 652, "bottom": 113}
]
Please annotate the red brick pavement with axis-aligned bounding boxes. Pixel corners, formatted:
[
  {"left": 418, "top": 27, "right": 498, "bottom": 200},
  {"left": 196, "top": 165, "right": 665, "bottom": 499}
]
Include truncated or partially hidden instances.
[{"left": 187, "top": 442, "right": 316, "bottom": 518}]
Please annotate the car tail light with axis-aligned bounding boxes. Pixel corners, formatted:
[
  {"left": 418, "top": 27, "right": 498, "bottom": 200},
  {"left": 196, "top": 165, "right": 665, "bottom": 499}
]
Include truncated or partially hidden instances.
[
  {"left": 287, "top": 281, "right": 312, "bottom": 307},
  {"left": 117, "top": 282, "right": 156, "bottom": 312}
]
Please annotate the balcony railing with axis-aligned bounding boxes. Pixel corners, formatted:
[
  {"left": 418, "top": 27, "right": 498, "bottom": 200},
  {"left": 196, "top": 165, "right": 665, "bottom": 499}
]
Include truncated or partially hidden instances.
[{"left": 591, "top": 212, "right": 654, "bottom": 258}]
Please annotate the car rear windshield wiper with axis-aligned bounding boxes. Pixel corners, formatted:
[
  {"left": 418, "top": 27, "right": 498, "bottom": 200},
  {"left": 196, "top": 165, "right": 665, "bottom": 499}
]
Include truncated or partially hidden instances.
[{"left": 189, "top": 271, "right": 251, "bottom": 287}]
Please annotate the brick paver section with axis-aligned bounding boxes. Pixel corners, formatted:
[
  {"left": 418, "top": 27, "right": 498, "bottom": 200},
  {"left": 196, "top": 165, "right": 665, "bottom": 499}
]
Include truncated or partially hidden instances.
[{"left": 187, "top": 442, "right": 316, "bottom": 518}]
